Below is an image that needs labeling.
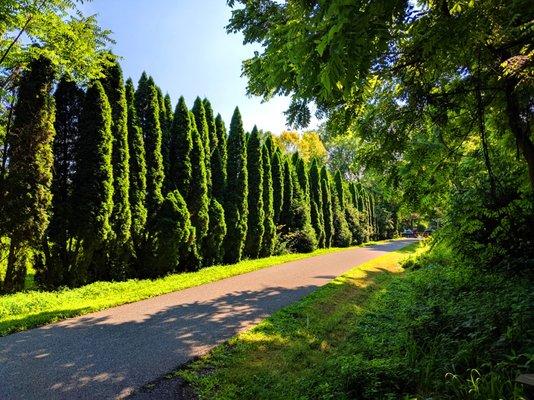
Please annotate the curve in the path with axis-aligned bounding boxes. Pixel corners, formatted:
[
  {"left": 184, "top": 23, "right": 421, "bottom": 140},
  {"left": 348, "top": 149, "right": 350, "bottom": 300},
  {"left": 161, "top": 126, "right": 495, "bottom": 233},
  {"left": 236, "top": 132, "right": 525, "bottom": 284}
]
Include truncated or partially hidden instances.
[{"left": 0, "top": 239, "right": 415, "bottom": 400}]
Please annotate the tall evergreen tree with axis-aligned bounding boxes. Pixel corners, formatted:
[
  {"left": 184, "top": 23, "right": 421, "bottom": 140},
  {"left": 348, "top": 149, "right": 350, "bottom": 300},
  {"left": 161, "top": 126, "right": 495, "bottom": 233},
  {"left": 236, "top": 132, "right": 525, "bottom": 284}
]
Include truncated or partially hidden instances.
[
  {"left": 203, "top": 198, "right": 227, "bottom": 266},
  {"left": 168, "top": 96, "right": 193, "bottom": 195},
  {"left": 72, "top": 81, "right": 114, "bottom": 283},
  {"left": 223, "top": 107, "right": 248, "bottom": 264},
  {"left": 244, "top": 126, "right": 264, "bottom": 258},
  {"left": 2, "top": 57, "right": 55, "bottom": 293},
  {"left": 309, "top": 159, "right": 325, "bottom": 247},
  {"left": 155, "top": 87, "right": 170, "bottom": 187},
  {"left": 279, "top": 158, "right": 294, "bottom": 232},
  {"left": 125, "top": 78, "right": 147, "bottom": 248},
  {"left": 320, "top": 166, "right": 334, "bottom": 247},
  {"left": 296, "top": 157, "right": 309, "bottom": 201},
  {"left": 348, "top": 181, "right": 359, "bottom": 210},
  {"left": 100, "top": 61, "right": 132, "bottom": 276},
  {"left": 203, "top": 98, "right": 218, "bottom": 159},
  {"left": 212, "top": 113, "right": 227, "bottom": 201},
  {"left": 334, "top": 170, "right": 345, "bottom": 210},
  {"left": 260, "top": 144, "right": 276, "bottom": 257},
  {"left": 271, "top": 148, "right": 284, "bottom": 224},
  {"left": 42, "top": 77, "right": 83, "bottom": 286},
  {"left": 188, "top": 110, "right": 209, "bottom": 261},
  {"left": 135, "top": 74, "right": 164, "bottom": 217},
  {"left": 192, "top": 97, "right": 211, "bottom": 193}
]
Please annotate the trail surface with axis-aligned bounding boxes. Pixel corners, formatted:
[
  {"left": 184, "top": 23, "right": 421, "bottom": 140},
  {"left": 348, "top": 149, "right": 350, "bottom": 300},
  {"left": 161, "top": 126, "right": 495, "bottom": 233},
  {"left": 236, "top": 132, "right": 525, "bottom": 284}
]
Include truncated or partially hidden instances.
[{"left": 0, "top": 239, "right": 415, "bottom": 399}]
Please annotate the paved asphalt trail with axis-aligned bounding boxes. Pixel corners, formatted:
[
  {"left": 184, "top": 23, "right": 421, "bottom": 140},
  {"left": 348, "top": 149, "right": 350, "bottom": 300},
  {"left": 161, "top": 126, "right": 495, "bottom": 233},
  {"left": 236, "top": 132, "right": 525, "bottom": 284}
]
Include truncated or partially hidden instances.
[{"left": 0, "top": 239, "right": 415, "bottom": 399}]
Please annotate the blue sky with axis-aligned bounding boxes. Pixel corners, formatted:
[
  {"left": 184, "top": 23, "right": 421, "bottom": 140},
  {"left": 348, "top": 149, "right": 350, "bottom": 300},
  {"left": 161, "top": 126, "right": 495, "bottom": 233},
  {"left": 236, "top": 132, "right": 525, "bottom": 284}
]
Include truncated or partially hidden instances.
[{"left": 79, "top": 0, "right": 315, "bottom": 134}]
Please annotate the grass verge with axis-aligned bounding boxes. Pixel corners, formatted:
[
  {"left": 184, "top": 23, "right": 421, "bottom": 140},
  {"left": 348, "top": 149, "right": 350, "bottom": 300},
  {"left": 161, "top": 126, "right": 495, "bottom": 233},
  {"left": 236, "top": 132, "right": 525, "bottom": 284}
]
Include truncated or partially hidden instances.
[
  {"left": 178, "top": 241, "right": 532, "bottom": 399},
  {"left": 0, "top": 242, "right": 384, "bottom": 336}
]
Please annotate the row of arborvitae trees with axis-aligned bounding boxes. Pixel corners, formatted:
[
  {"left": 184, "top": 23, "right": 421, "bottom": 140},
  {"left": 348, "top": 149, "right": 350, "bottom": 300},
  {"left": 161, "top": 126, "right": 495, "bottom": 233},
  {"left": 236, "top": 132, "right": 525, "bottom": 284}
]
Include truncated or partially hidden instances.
[{"left": 0, "top": 57, "right": 394, "bottom": 292}]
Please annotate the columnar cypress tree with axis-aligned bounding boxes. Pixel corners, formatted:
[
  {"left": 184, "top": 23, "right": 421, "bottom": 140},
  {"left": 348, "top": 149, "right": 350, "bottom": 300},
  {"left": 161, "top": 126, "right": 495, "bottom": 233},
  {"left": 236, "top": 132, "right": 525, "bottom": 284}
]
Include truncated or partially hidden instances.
[
  {"left": 100, "top": 61, "right": 131, "bottom": 256},
  {"left": 2, "top": 57, "right": 55, "bottom": 293},
  {"left": 212, "top": 113, "right": 227, "bottom": 201},
  {"left": 156, "top": 87, "right": 172, "bottom": 188},
  {"left": 203, "top": 98, "right": 218, "bottom": 159},
  {"left": 192, "top": 97, "right": 211, "bottom": 193},
  {"left": 309, "top": 159, "right": 325, "bottom": 247},
  {"left": 168, "top": 96, "right": 193, "bottom": 195},
  {"left": 164, "top": 94, "right": 173, "bottom": 126},
  {"left": 244, "top": 126, "right": 264, "bottom": 258},
  {"left": 203, "top": 198, "right": 227, "bottom": 266},
  {"left": 320, "top": 166, "right": 334, "bottom": 247},
  {"left": 279, "top": 158, "right": 294, "bottom": 232},
  {"left": 44, "top": 77, "right": 83, "bottom": 286},
  {"left": 260, "top": 144, "right": 276, "bottom": 257},
  {"left": 125, "top": 78, "right": 147, "bottom": 248},
  {"left": 73, "top": 81, "right": 114, "bottom": 283},
  {"left": 223, "top": 107, "right": 248, "bottom": 264},
  {"left": 135, "top": 74, "right": 164, "bottom": 217},
  {"left": 296, "top": 157, "right": 309, "bottom": 201},
  {"left": 271, "top": 148, "right": 284, "bottom": 224},
  {"left": 349, "top": 181, "right": 358, "bottom": 210},
  {"left": 334, "top": 170, "right": 345, "bottom": 209},
  {"left": 188, "top": 111, "right": 209, "bottom": 259}
]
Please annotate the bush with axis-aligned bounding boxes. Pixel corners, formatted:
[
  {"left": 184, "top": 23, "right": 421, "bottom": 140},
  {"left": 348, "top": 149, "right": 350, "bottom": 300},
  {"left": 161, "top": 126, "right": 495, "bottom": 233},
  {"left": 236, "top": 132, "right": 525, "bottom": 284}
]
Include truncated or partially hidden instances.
[
  {"left": 284, "top": 228, "right": 317, "bottom": 253},
  {"left": 338, "top": 244, "right": 533, "bottom": 399},
  {"left": 445, "top": 186, "right": 534, "bottom": 272}
]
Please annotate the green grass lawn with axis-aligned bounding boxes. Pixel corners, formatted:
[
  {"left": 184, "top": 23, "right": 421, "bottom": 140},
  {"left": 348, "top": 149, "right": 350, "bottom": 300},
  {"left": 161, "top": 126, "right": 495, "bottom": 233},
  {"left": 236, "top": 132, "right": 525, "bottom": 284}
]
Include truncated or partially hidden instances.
[
  {"left": 0, "top": 242, "right": 385, "bottom": 336},
  {"left": 178, "top": 241, "right": 532, "bottom": 399}
]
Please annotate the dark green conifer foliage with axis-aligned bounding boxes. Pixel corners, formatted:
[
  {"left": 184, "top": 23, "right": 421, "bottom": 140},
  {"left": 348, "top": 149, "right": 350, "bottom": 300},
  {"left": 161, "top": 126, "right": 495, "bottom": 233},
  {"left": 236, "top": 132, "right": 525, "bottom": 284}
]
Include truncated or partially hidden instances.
[
  {"left": 135, "top": 74, "right": 164, "bottom": 217},
  {"left": 260, "top": 144, "right": 276, "bottom": 257},
  {"left": 100, "top": 61, "right": 131, "bottom": 247},
  {"left": 345, "top": 204, "right": 365, "bottom": 245},
  {"left": 320, "top": 166, "right": 334, "bottom": 247},
  {"left": 223, "top": 107, "right": 248, "bottom": 264},
  {"left": 188, "top": 111, "right": 210, "bottom": 257},
  {"left": 296, "top": 157, "right": 309, "bottom": 201},
  {"left": 203, "top": 198, "right": 227, "bottom": 266},
  {"left": 331, "top": 174, "right": 352, "bottom": 247},
  {"left": 310, "top": 200, "right": 325, "bottom": 248},
  {"left": 139, "top": 190, "right": 193, "bottom": 278},
  {"left": 203, "top": 98, "right": 218, "bottom": 158},
  {"left": 349, "top": 181, "right": 359, "bottom": 210},
  {"left": 212, "top": 113, "right": 227, "bottom": 201},
  {"left": 2, "top": 57, "right": 55, "bottom": 293},
  {"left": 156, "top": 87, "right": 168, "bottom": 177},
  {"left": 309, "top": 159, "right": 325, "bottom": 247},
  {"left": 73, "top": 81, "right": 114, "bottom": 283},
  {"left": 244, "top": 127, "right": 264, "bottom": 258},
  {"left": 168, "top": 96, "right": 193, "bottom": 196},
  {"left": 42, "top": 77, "right": 83, "bottom": 287},
  {"left": 271, "top": 149, "right": 284, "bottom": 224},
  {"left": 279, "top": 158, "right": 294, "bottom": 232},
  {"left": 192, "top": 97, "right": 211, "bottom": 192},
  {"left": 164, "top": 94, "right": 173, "bottom": 128},
  {"left": 334, "top": 170, "right": 345, "bottom": 209},
  {"left": 125, "top": 78, "right": 147, "bottom": 247},
  {"left": 333, "top": 206, "right": 352, "bottom": 247}
]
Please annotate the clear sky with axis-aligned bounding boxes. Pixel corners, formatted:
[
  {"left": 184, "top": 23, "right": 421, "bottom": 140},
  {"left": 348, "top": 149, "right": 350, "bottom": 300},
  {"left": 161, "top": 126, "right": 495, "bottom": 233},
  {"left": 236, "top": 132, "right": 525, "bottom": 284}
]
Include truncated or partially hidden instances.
[{"left": 79, "top": 0, "right": 316, "bottom": 134}]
